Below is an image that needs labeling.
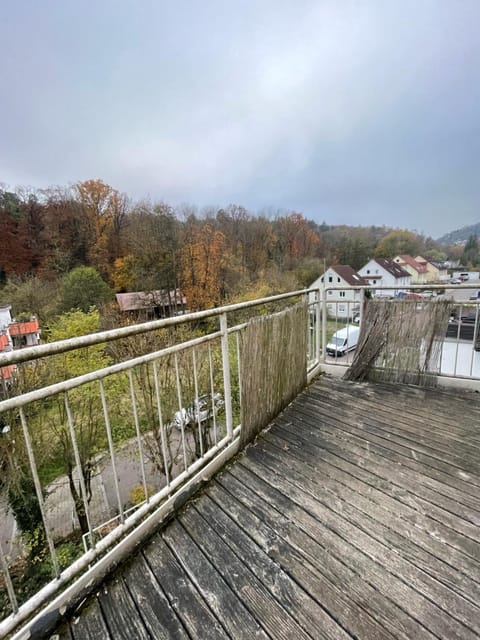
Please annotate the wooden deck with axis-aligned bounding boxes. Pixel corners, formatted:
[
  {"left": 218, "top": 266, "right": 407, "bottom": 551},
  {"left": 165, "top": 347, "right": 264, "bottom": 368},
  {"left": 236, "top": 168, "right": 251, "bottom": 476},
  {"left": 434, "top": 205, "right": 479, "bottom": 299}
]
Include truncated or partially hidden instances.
[{"left": 57, "top": 376, "right": 480, "bottom": 640}]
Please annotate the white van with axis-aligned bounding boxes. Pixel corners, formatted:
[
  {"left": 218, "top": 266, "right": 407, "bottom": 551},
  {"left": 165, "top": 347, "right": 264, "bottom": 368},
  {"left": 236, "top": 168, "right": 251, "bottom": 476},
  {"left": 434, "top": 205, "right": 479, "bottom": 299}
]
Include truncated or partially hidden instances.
[{"left": 326, "top": 325, "right": 360, "bottom": 357}]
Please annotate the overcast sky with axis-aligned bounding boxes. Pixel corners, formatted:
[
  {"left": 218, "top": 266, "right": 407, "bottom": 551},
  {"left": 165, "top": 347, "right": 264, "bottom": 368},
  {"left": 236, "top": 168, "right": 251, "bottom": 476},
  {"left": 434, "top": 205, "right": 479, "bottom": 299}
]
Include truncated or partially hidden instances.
[{"left": 1, "top": 1, "right": 479, "bottom": 238}]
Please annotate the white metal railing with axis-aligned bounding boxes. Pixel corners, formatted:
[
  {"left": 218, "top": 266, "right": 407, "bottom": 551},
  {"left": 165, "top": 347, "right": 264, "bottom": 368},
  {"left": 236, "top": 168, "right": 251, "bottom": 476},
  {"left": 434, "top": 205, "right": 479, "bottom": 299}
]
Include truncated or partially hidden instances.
[
  {"left": 322, "top": 283, "right": 480, "bottom": 380},
  {"left": 0, "top": 289, "right": 320, "bottom": 638},
  {"left": 1, "top": 281, "right": 479, "bottom": 637}
]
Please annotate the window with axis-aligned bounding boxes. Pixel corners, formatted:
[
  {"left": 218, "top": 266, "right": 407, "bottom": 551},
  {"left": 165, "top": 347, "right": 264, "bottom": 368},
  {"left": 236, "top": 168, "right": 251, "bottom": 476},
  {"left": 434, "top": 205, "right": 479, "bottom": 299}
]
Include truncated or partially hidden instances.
[
  {"left": 328, "top": 276, "right": 333, "bottom": 283},
  {"left": 339, "top": 291, "right": 346, "bottom": 297},
  {"left": 366, "top": 269, "right": 370, "bottom": 274},
  {"left": 328, "top": 290, "right": 333, "bottom": 295},
  {"left": 373, "top": 280, "right": 377, "bottom": 284},
  {"left": 337, "top": 277, "right": 341, "bottom": 283}
]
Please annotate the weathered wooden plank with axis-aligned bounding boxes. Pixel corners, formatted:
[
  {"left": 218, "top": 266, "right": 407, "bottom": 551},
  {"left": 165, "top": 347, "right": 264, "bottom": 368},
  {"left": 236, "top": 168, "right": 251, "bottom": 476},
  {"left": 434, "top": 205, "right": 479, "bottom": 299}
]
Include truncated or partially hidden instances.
[
  {"left": 208, "top": 475, "right": 434, "bottom": 640},
  {"left": 142, "top": 534, "right": 229, "bottom": 640},
  {"left": 292, "top": 399, "right": 480, "bottom": 499},
  {"left": 311, "top": 380, "right": 480, "bottom": 451},
  {"left": 279, "top": 403, "right": 480, "bottom": 519},
  {"left": 50, "top": 376, "right": 480, "bottom": 640},
  {"left": 122, "top": 554, "right": 189, "bottom": 639},
  {"left": 254, "top": 433, "right": 480, "bottom": 603},
  {"left": 262, "top": 429, "right": 480, "bottom": 588},
  {"left": 162, "top": 519, "right": 270, "bottom": 639},
  {"left": 179, "top": 499, "right": 340, "bottom": 640},
  {"left": 326, "top": 379, "right": 480, "bottom": 435},
  {"left": 97, "top": 578, "right": 151, "bottom": 640},
  {"left": 277, "top": 406, "right": 480, "bottom": 530},
  {"left": 69, "top": 599, "right": 110, "bottom": 640},
  {"left": 307, "top": 388, "right": 480, "bottom": 472},
  {"left": 240, "top": 451, "right": 480, "bottom": 640},
  {"left": 320, "top": 379, "right": 480, "bottom": 440},
  {"left": 272, "top": 419, "right": 480, "bottom": 561}
]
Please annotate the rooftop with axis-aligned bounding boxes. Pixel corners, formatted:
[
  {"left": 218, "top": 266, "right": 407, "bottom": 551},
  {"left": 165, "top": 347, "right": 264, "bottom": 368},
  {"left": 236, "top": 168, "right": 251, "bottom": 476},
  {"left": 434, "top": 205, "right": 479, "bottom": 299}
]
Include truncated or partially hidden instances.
[{"left": 330, "top": 265, "right": 369, "bottom": 286}]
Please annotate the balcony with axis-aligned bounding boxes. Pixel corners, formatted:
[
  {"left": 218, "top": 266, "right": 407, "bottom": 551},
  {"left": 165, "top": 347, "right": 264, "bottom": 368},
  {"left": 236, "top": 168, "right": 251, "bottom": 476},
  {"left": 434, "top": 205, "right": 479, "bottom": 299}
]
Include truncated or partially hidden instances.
[{"left": 1, "top": 286, "right": 479, "bottom": 639}]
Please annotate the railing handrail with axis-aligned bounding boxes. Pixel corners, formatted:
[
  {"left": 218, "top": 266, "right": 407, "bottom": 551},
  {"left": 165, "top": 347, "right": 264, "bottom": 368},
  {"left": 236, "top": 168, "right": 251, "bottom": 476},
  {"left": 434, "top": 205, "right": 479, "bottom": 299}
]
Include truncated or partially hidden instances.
[{"left": 0, "top": 288, "right": 309, "bottom": 368}]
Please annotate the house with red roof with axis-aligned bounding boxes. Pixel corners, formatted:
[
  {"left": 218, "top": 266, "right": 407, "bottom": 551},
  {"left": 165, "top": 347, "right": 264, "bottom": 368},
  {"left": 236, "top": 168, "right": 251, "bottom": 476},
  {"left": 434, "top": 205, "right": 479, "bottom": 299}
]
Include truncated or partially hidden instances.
[
  {"left": 393, "top": 255, "right": 429, "bottom": 284},
  {"left": 0, "top": 304, "right": 41, "bottom": 386},
  {"left": 8, "top": 317, "right": 41, "bottom": 349}
]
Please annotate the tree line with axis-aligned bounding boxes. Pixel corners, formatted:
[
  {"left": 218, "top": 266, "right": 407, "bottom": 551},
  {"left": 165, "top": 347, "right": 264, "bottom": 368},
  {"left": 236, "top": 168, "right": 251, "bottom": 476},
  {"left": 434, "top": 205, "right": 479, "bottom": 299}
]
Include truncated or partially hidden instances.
[{"left": 0, "top": 178, "right": 458, "bottom": 322}]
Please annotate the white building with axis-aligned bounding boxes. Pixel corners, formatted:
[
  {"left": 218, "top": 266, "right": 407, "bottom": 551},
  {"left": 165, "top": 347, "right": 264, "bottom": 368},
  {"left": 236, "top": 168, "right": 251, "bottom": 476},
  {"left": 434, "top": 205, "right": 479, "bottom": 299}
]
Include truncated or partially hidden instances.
[
  {"left": 310, "top": 265, "right": 368, "bottom": 319},
  {"left": 358, "top": 258, "right": 411, "bottom": 296}
]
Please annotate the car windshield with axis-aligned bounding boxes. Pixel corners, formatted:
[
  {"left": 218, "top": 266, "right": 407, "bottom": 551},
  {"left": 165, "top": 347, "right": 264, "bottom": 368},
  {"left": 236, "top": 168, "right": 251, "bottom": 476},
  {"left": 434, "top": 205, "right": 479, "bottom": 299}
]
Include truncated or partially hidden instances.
[{"left": 330, "top": 336, "right": 346, "bottom": 347}]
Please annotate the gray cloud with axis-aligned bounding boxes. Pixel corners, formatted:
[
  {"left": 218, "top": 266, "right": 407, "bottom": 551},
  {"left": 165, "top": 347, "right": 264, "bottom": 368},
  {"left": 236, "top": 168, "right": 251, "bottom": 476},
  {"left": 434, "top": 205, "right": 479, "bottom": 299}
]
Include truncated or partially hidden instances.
[{"left": 1, "top": 0, "right": 479, "bottom": 237}]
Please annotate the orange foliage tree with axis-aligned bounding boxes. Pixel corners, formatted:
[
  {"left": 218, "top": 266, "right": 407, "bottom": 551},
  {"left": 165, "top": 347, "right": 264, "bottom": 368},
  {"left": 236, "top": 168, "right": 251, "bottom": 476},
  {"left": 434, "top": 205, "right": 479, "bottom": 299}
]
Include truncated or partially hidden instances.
[
  {"left": 275, "top": 213, "right": 320, "bottom": 269},
  {"left": 181, "top": 224, "right": 227, "bottom": 310},
  {"left": 73, "top": 179, "right": 127, "bottom": 278}
]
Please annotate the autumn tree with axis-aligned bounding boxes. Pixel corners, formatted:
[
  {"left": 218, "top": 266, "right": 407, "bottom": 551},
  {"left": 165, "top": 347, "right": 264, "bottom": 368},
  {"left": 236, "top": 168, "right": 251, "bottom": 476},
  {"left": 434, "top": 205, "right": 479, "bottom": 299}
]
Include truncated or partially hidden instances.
[
  {"left": 181, "top": 223, "right": 227, "bottom": 310},
  {"left": 121, "top": 202, "right": 180, "bottom": 292},
  {"left": 73, "top": 179, "right": 128, "bottom": 278},
  {"left": 0, "top": 189, "right": 37, "bottom": 279},
  {"left": 40, "top": 187, "right": 90, "bottom": 274},
  {"left": 274, "top": 213, "right": 320, "bottom": 270}
]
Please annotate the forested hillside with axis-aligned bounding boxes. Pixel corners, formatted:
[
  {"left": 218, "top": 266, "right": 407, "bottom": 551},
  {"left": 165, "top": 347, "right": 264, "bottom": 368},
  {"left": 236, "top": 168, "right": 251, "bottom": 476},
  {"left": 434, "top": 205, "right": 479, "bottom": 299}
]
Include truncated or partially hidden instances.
[
  {"left": 0, "top": 179, "right": 449, "bottom": 323},
  {"left": 437, "top": 222, "right": 480, "bottom": 246}
]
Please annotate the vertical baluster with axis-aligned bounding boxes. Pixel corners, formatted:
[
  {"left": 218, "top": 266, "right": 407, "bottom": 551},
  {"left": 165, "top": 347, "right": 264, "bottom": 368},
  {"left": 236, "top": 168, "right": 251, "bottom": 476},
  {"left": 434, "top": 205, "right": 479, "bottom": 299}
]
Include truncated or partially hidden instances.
[
  {"left": 315, "top": 288, "right": 321, "bottom": 366},
  {"left": 454, "top": 304, "right": 462, "bottom": 376},
  {"left": 174, "top": 354, "right": 188, "bottom": 471},
  {"left": 153, "top": 361, "right": 171, "bottom": 486},
  {"left": 208, "top": 344, "right": 218, "bottom": 445},
  {"left": 0, "top": 537, "right": 18, "bottom": 614},
  {"left": 220, "top": 313, "right": 233, "bottom": 440},
  {"left": 236, "top": 331, "right": 242, "bottom": 409},
  {"left": 128, "top": 370, "right": 149, "bottom": 502},
  {"left": 64, "top": 393, "right": 95, "bottom": 549},
  {"left": 99, "top": 380, "right": 124, "bottom": 525},
  {"left": 191, "top": 349, "right": 203, "bottom": 457},
  {"left": 19, "top": 408, "right": 60, "bottom": 578}
]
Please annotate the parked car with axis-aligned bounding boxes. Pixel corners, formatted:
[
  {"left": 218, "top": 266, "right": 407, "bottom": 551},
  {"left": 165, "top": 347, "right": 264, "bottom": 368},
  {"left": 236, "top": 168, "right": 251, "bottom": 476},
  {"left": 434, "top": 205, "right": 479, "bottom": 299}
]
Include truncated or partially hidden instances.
[
  {"left": 326, "top": 325, "right": 360, "bottom": 357},
  {"left": 449, "top": 278, "right": 462, "bottom": 285},
  {"left": 469, "top": 291, "right": 480, "bottom": 300},
  {"left": 396, "top": 291, "right": 423, "bottom": 300},
  {"left": 174, "top": 392, "right": 224, "bottom": 429}
]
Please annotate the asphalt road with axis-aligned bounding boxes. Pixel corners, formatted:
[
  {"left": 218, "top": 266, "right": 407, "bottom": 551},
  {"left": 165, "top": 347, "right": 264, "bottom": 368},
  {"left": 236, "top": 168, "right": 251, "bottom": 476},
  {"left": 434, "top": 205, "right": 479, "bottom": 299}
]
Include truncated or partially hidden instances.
[{"left": 445, "top": 278, "right": 480, "bottom": 302}]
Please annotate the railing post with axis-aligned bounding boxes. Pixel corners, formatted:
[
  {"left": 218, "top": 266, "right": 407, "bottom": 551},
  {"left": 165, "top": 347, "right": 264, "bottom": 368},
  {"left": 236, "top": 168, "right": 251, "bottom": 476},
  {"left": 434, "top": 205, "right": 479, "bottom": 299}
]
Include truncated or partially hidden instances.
[
  {"left": 359, "top": 287, "right": 365, "bottom": 327},
  {"left": 322, "top": 291, "right": 328, "bottom": 363},
  {"left": 315, "top": 287, "right": 321, "bottom": 365},
  {"left": 0, "top": 537, "right": 18, "bottom": 614},
  {"left": 220, "top": 313, "right": 233, "bottom": 440}
]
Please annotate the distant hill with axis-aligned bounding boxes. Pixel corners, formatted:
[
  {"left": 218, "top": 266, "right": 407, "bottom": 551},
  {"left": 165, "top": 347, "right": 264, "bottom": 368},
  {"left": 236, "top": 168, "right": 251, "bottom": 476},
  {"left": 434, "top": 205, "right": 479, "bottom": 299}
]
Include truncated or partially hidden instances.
[{"left": 437, "top": 223, "right": 480, "bottom": 245}]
